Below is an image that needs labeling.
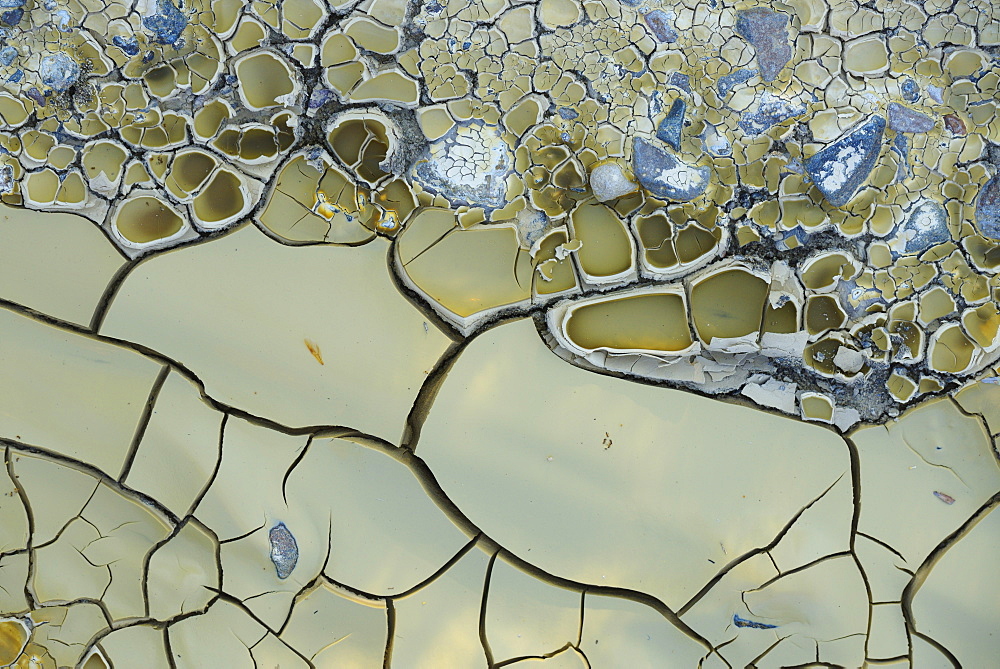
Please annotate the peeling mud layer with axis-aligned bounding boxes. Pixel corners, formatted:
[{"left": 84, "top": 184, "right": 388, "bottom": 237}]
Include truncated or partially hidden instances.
[{"left": 1, "top": 0, "right": 1000, "bottom": 665}]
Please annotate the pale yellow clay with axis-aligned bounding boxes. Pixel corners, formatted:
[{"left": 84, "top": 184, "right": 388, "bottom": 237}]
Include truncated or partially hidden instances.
[
  {"left": 851, "top": 397, "right": 1000, "bottom": 573},
  {"left": 124, "top": 371, "right": 224, "bottom": 516},
  {"left": 100, "top": 226, "right": 451, "bottom": 441},
  {"left": 843, "top": 35, "right": 890, "bottom": 76},
  {"left": 234, "top": 50, "right": 297, "bottom": 109},
  {"left": 29, "top": 604, "right": 107, "bottom": 668},
  {"left": 145, "top": 518, "right": 220, "bottom": 621},
  {"left": 258, "top": 153, "right": 375, "bottom": 244},
  {"left": 867, "top": 603, "right": 909, "bottom": 661},
  {"left": 99, "top": 625, "right": 171, "bottom": 669},
  {"left": 741, "top": 557, "right": 868, "bottom": 666},
  {"left": 349, "top": 70, "right": 421, "bottom": 107},
  {"left": 0, "top": 555, "right": 28, "bottom": 616},
  {"left": 417, "top": 318, "right": 849, "bottom": 610},
  {"left": 568, "top": 202, "right": 635, "bottom": 284},
  {"left": 396, "top": 222, "right": 532, "bottom": 332},
  {"left": 910, "top": 502, "right": 1000, "bottom": 667},
  {"left": 799, "top": 250, "right": 859, "bottom": 291},
  {"left": 29, "top": 472, "right": 170, "bottom": 618},
  {"left": 0, "top": 308, "right": 163, "bottom": 475},
  {"left": 954, "top": 374, "right": 1000, "bottom": 434},
  {"left": 0, "top": 466, "right": 27, "bottom": 555},
  {"left": 417, "top": 105, "right": 456, "bottom": 141},
  {"left": 391, "top": 545, "right": 492, "bottom": 667},
  {"left": 918, "top": 286, "right": 957, "bottom": 326},
  {"left": 690, "top": 267, "right": 768, "bottom": 343},
  {"left": 75, "top": 483, "right": 172, "bottom": 619},
  {"left": 0, "top": 205, "right": 125, "bottom": 327},
  {"left": 561, "top": 288, "right": 693, "bottom": 354},
  {"left": 581, "top": 594, "right": 706, "bottom": 666},
  {"left": 112, "top": 195, "right": 187, "bottom": 248},
  {"left": 280, "top": 582, "right": 388, "bottom": 667},
  {"left": 344, "top": 16, "right": 401, "bottom": 53},
  {"left": 284, "top": 436, "right": 472, "bottom": 593},
  {"left": 928, "top": 322, "right": 980, "bottom": 373},
  {"left": 167, "top": 599, "right": 271, "bottom": 668},
  {"left": 485, "top": 559, "right": 581, "bottom": 661}
]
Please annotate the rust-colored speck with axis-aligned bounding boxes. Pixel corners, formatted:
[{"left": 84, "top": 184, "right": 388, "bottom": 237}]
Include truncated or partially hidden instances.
[
  {"left": 305, "top": 339, "right": 324, "bottom": 365},
  {"left": 943, "top": 114, "right": 966, "bottom": 136}
]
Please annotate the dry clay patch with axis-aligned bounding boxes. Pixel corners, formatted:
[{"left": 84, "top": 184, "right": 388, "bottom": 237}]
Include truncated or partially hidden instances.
[
  {"left": 0, "top": 0, "right": 999, "bottom": 663},
  {"left": 0, "top": 225, "right": 998, "bottom": 664},
  {"left": 0, "top": 0, "right": 999, "bottom": 424}
]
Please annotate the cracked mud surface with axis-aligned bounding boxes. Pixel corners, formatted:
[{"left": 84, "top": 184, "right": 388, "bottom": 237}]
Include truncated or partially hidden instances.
[{"left": 1, "top": 0, "right": 1000, "bottom": 665}]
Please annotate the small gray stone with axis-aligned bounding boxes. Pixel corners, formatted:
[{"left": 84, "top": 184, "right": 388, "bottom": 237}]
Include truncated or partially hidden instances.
[
  {"left": 901, "top": 200, "right": 949, "bottom": 253},
  {"left": 643, "top": 10, "right": 678, "bottom": 43},
  {"left": 667, "top": 72, "right": 690, "bottom": 93},
  {"left": 887, "top": 102, "right": 935, "bottom": 133},
  {"left": 717, "top": 69, "right": 756, "bottom": 98},
  {"left": 655, "top": 98, "right": 685, "bottom": 150},
  {"left": 734, "top": 9, "right": 792, "bottom": 82},
  {"left": 632, "top": 137, "right": 710, "bottom": 202},
  {"left": 739, "top": 95, "right": 805, "bottom": 135},
  {"left": 39, "top": 52, "right": 79, "bottom": 92},
  {"left": 589, "top": 162, "right": 637, "bottom": 202},
  {"left": 805, "top": 115, "right": 885, "bottom": 207},
  {"left": 976, "top": 173, "right": 1000, "bottom": 240},
  {"left": 269, "top": 522, "right": 299, "bottom": 579}
]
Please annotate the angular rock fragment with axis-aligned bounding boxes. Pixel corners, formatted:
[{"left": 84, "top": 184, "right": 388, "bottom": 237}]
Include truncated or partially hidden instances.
[
  {"left": 143, "top": 0, "right": 187, "bottom": 45},
  {"left": 805, "top": 115, "right": 886, "bottom": 207},
  {"left": 734, "top": 8, "right": 792, "bottom": 82},
  {"left": 739, "top": 95, "right": 805, "bottom": 135},
  {"left": 643, "top": 9, "right": 677, "bottom": 43},
  {"left": 887, "top": 102, "right": 935, "bottom": 133},
  {"left": 717, "top": 69, "right": 756, "bottom": 98},
  {"left": 898, "top": 200, "right": 950, "bottom": 253},
  {"left": 976, "top": 173, "right": 1000, "bottom": 239},
  {"left": 655, "top": 98, "right": 685, "bottom": 150},
  {"left": 632, "top": 137, "right": 709, "bottom": 201},
  {"left": 667, "top": 71, "right": 690, "bottom": 92}
]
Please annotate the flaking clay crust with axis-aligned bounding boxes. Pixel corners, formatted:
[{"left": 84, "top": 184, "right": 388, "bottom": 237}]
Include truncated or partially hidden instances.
[{"left": 1, "top": 0, "right": 999, "bottom": 665}]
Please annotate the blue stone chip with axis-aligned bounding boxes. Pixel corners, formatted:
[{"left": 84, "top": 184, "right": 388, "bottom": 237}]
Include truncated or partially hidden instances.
[
  {"left": 655, "top": 98, "right": 685, "bottom": 150},
  {"left": 976, "top": 173, "right": 1000, "bottom": 240},
  {"left": 734, "top": 8, "right": 792, "bottom": 82},
  {"left": 269, "top": 522, "right": 299, "bottom": 579},
  {"left": 901, "top": 200, "right": 949, "bottom": 253},
  {"left": 39, "top": 52, "right": 79, "bottom": 92},
  {"left": 738, "top": 96, "right": 805, "bottom": 135},
  {"left": 643, "top": 10, "right": 678, "bottom": 43},
  {"left": 143, "top": 0, "right": 187, "bottom": 45},
  {"left": 805, "top": 115, "right": 886, "bottom": 207},
  {"left": 717, "top": 69, "right": 755, "bottom": 98},
  {"left": 633, "top": 137, "right": 710, "bottom": 202}
]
